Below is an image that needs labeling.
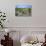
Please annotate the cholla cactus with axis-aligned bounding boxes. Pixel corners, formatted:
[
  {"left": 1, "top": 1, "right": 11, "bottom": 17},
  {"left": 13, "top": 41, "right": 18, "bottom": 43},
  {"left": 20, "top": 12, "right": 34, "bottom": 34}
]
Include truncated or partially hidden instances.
[{"left": 0, "top": 11, "right": 6, "bottom": 28}]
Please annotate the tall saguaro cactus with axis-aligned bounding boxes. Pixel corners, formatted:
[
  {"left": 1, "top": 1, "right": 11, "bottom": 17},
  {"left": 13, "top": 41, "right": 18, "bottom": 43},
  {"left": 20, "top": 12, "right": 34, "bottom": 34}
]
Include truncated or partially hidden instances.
[{"left": 0, "top": 11, "right": 6, "bottom": 28}]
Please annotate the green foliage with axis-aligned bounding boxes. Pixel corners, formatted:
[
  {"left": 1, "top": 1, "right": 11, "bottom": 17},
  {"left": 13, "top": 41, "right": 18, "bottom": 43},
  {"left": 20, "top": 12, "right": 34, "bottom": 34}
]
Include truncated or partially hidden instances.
[
  {"left": 16, "top": 8, "right": 32, "bottom": 12},
  {"left": 0, "top": 11, "right": 6, "bottom": 28},
  {"left": 15, "top": 8, "right": 32, "bottom": 16}
]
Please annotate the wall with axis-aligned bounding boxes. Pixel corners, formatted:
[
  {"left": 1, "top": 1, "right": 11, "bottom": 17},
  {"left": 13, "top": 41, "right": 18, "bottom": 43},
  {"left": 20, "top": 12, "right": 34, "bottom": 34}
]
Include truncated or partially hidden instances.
[
  {"left": 0, "top": 0, "right": 46, "bottom": 46},
  {"left": 0, "top": 0, "right": 46, "bottom": 28},
  {"left": 1, "top": 0, "right": 32, "bottom": 27}
]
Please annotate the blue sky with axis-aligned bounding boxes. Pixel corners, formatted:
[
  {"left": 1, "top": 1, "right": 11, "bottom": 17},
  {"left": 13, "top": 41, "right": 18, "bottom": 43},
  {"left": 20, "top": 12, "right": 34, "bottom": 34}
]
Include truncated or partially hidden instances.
[{"left": 16, "top": 4, "right": 32, "bottom": 8}]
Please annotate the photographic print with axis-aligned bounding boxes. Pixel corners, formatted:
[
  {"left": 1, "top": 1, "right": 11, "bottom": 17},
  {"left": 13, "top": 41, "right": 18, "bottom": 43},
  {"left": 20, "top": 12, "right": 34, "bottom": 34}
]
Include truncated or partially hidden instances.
[{"left": 15, "top": 4, "right": 32, "bottom": 16}]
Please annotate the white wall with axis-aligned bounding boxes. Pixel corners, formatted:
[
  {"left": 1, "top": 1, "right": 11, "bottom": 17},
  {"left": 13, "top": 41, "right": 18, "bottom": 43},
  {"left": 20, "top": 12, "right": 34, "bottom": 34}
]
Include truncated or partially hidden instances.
[
  {"left": 32, "top": 0, "right": 46, "bottom": 27},
  {"left": 0, "top": 0, "right": 46, "bottom": 30},
  {"left": 0, "top": 1, "right": 46, "bottom": 46}
]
